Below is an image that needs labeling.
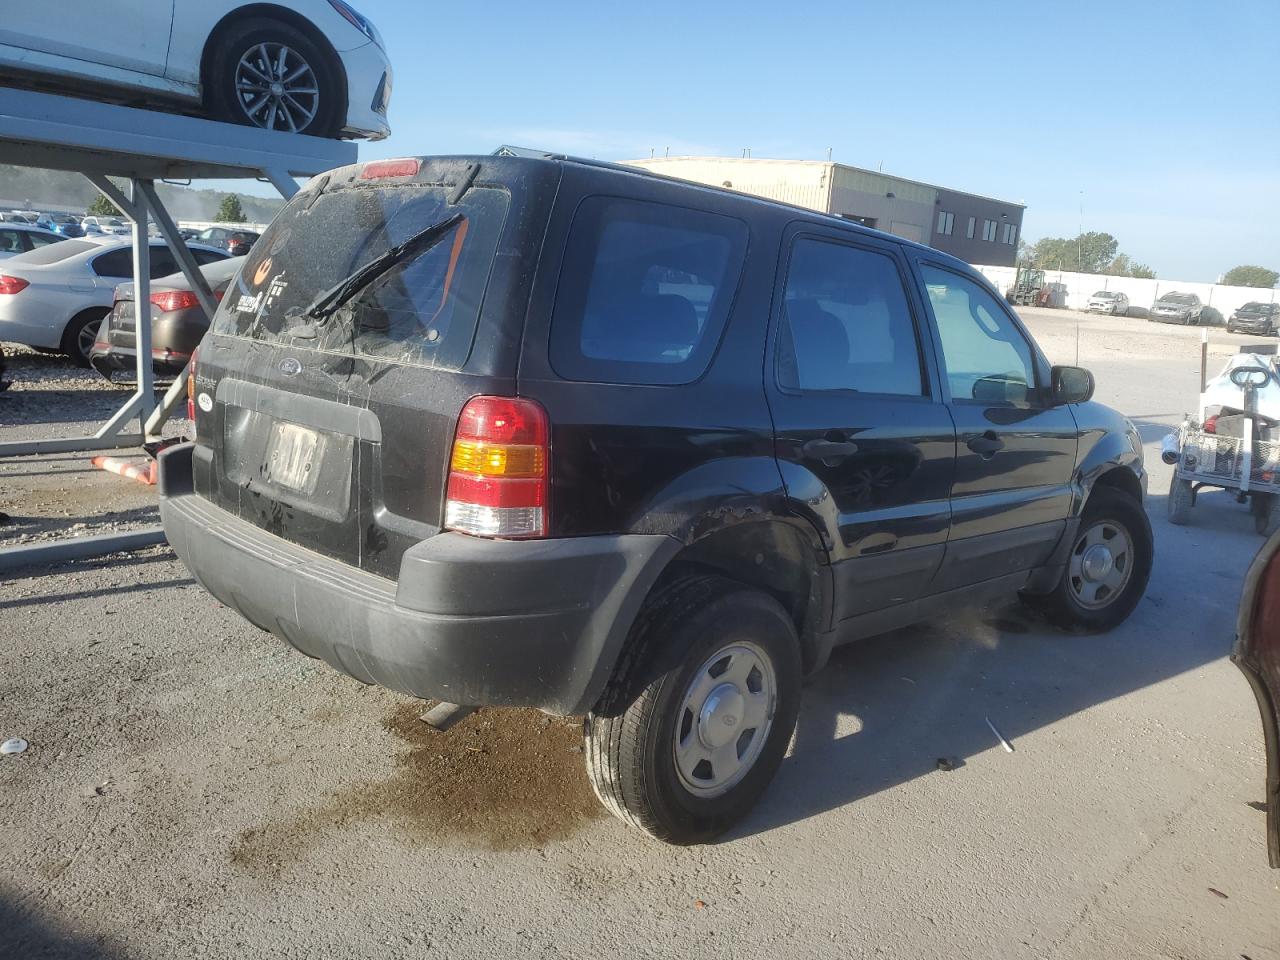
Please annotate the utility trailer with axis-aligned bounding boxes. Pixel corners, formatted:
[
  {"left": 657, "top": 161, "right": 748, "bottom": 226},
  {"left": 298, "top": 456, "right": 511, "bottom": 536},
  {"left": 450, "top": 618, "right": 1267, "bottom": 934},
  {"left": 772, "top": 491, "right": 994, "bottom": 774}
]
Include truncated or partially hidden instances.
[{"left": 1165, "top": 346, "right": 1280, "bottom": 535}]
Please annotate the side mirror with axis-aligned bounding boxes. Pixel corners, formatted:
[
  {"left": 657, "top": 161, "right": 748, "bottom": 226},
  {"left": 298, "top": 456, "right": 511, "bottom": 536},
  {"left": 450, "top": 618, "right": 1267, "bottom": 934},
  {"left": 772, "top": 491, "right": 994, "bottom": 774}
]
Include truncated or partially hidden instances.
[{"left": 1051, "top": 365, "right": 1095, "bottom": 405}]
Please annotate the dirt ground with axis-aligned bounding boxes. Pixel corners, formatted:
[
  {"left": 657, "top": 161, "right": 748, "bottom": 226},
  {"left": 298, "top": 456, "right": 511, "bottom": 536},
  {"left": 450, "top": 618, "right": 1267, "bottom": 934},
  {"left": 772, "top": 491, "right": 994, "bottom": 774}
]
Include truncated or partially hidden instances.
[{"left": 2, "top": 311, "right": 1278, "bottom": 959}]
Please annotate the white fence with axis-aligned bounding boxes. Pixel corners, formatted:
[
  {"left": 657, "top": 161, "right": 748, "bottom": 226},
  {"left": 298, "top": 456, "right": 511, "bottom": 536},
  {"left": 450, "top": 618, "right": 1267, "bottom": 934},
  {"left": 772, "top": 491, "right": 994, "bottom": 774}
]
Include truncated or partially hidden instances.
[
  {"left": 175, "top": 219, "right": 270, "bottom": 234},
  {"left": 973, "top": 264, "right": 1278, "bottom": 320}
]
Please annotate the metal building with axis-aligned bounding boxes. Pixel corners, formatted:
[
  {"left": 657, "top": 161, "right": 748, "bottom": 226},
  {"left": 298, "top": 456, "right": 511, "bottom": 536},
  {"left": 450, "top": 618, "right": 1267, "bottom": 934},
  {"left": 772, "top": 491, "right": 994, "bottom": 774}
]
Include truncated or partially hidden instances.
[{"left": 623, "top": 157, "right": 1025, "bottom": 267}]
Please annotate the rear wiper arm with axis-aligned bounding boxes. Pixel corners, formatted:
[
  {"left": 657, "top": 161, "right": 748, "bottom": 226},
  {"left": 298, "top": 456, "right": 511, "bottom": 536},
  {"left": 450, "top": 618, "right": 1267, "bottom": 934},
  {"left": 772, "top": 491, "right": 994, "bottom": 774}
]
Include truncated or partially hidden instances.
[{"left": 304, "top": 212, "right": 465, "bottom": 321}]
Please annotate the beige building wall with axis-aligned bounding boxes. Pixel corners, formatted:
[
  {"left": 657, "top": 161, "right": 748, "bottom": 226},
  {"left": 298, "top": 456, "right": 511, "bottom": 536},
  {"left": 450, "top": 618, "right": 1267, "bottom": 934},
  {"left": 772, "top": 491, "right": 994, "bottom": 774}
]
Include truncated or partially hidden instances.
[
  {"left": 624, "top": 157, "right": 936, "bottom": 244},
  {"left": 624, "top": 157, "right": 834, "bottom": 213}
]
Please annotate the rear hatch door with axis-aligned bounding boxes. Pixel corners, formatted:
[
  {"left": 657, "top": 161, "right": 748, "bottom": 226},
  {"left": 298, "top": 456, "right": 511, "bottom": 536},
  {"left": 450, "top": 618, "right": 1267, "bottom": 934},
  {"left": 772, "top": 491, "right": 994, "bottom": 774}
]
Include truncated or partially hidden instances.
[{"left": 193, "top": 159, "right": 537, "bottom": 579}]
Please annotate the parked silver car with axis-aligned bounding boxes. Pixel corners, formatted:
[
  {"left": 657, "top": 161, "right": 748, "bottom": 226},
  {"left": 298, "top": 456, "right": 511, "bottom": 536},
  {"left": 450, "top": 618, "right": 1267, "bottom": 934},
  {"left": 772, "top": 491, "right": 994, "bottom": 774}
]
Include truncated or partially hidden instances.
[
  {"left": 1150, "top": 292, "right": 1204, "bottom": 325},
  {"left": 1086, "top": 290, "right": 1129, "bottom": 315}
]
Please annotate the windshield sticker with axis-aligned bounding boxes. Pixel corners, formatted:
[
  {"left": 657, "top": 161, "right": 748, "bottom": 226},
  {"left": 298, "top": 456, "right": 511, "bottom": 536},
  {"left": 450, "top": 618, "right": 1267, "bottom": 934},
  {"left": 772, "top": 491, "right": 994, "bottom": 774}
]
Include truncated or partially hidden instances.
[{"left": 253, "top": 257, "right": 274, "bottom": 286}]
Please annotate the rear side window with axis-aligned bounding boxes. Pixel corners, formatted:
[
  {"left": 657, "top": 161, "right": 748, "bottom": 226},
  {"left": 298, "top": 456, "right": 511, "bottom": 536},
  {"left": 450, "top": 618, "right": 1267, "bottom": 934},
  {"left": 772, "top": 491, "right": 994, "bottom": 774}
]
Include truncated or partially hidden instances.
[
  {"left": 550, "top": 197, "right": 748, "bottom": 385},
  {"left": 92, "top": 248, "right": 133, "bottom": 277},
  {"left": 777, "top": 238, "right": 924, "bottom": 396}
]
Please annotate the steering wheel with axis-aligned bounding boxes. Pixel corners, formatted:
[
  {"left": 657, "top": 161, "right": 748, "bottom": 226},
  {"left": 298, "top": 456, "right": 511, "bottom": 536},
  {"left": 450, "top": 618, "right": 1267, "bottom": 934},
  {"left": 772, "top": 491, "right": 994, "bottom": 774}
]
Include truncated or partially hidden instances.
[{"left": 1229, "top": 366, "right": 1272, "bottom": 388}]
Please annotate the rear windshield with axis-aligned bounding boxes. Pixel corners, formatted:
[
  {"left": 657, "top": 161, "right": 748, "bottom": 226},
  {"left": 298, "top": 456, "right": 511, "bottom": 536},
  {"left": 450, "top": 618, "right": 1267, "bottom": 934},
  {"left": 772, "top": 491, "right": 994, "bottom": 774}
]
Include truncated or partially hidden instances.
[
  {"left": 211, "top": 182, "right": 509, "bottom": 370},
  {"left": 13, "top": 238, "right": 96, "bottom": 264}
]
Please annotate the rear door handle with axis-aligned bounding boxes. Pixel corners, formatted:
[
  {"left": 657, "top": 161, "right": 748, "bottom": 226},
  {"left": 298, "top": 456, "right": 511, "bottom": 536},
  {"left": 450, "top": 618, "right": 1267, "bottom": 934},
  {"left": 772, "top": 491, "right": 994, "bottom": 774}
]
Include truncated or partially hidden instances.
[
  {"left": 802, "top": 438, "right": 860, "bottom": 462},
  {"left": 967, "top": 431, "right": 1005, "bottom": 459}
]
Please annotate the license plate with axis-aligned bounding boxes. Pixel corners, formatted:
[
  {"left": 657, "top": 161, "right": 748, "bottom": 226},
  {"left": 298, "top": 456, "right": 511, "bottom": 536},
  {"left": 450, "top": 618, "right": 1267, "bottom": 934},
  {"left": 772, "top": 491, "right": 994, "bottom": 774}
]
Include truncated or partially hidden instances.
[{"left": 265, "top": 421, "right": 323, "bottom": 494}]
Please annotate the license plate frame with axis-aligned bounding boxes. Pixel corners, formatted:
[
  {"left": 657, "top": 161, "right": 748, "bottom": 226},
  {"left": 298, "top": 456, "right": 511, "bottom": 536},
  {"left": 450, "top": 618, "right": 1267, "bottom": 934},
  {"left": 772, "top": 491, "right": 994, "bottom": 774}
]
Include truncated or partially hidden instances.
[{"left": 264, "top": 421, "right": 325, "bottom": 495}]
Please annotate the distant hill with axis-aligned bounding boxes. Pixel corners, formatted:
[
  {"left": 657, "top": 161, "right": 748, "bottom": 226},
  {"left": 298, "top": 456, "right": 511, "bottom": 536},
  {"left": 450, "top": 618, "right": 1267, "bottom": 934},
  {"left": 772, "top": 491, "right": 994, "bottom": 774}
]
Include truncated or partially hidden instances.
[{"left": 0, "top": 164, "right": 285, "bottom": 223}]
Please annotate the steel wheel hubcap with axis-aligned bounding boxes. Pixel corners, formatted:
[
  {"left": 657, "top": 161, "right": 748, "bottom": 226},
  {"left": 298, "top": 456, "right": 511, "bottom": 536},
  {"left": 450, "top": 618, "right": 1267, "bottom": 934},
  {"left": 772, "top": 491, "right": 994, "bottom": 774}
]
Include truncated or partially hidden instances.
[
  {"left": 234, "top": 43, "right": 319, "bottom": 133},
  {"left": 674, "top": 641, "right": 776, "bottom": 798},
  {"left": 1068, "top": 520, "right": 1134, "bottom": 609}
]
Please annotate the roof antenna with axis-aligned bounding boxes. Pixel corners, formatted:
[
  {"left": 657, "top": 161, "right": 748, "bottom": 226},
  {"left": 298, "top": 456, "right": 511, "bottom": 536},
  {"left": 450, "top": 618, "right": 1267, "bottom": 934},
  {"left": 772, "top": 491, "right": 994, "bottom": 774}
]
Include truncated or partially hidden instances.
[
  {"left": 827, "top": 147, "right": 832, "bottom": 161},
  {"left": 650, "top": 147, "right": 654, "bottom": 158},
  {"left": 664, "top": 146, "right": 669, "bottom": 157},
  {"left": 878, "top": 159, "right": 883, "bottom": 172}
]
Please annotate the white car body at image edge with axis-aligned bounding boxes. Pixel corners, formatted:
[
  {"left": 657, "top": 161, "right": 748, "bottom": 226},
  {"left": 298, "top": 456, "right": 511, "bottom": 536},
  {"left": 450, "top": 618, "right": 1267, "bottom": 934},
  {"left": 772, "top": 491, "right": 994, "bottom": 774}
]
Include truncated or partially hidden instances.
[
  {"left": 0, "top": 1, "right": 391, "bottom": 139},
  {"left": 0, "top": 238, "right": 227, "bottom": 364}
]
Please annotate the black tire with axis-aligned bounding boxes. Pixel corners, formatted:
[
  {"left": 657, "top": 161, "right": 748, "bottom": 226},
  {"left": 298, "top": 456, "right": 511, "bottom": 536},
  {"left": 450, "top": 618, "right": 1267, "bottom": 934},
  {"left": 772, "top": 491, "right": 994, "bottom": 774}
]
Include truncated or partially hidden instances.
[
  {"left": 1168, "top": 474, "right": 1194, "bottom": 525},
  {"left": 204, "top": 18, "right": 343, "bottom": 138},
  {"left": 1023, "top": 487, "right": 1153, "bottom": 632},
  {"left": 1252, "top": 494, "right": 1280, "bottom": 537},
  {"left": 584, "top": 575, "right": 802, "bottom": 844},
  {"left": 1227, "top": 323, "right": 1236, "bottom": 334},
  {"left": 60, "top": 308, "right": 108, "bottom": 367}
]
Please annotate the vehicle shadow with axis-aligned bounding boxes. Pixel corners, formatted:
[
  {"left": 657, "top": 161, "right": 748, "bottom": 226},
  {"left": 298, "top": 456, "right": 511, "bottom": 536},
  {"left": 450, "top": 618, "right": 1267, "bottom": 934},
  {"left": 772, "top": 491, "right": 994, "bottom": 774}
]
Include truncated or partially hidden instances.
[
  {"left": 737, "top": 490, "right": 1250, "bottom": 838},
  {"left": 0, "top": 889, "right": 130, "bottom": 959}
]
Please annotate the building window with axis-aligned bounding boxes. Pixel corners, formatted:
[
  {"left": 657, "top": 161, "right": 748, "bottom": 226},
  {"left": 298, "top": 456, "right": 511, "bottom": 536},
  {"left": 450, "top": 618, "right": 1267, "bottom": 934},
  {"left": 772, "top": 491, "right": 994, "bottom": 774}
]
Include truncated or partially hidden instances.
[
  {"left": 1005, "top": 224, "right": 1017, "bottom": 245},
  {"left": 982, "top": 219, "right": 997, "bottom": 242},
  {"left": 966, "top": 216, "right": 975, "bottom": 239},
  {"left": 935, "top": 211, "right": 954, "bottom": 236}
]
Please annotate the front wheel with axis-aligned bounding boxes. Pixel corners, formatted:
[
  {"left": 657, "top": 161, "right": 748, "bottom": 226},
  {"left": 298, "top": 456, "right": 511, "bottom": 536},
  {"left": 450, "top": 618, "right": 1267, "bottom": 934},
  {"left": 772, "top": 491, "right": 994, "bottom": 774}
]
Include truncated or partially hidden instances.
[
  {"left": 1168, "top": 475, "right": 1194, "bottom": 525},
  {"left": 585, "top": 575, "right": 802, "bottom": 844},
  {"left": 1023, "top": 487, "right": 1153, "bottom": 632},
  {"left": 204, "top": 19, "right": 343, "bottom": 138}
]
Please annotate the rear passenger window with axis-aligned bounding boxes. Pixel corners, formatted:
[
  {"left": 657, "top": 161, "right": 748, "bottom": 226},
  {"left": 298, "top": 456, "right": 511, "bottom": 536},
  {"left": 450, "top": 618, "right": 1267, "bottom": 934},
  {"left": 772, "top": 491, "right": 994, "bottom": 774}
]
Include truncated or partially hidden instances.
[
  {"left": 550, "top": 197, "right": 748, "bottom": 385},
  {"left": 777, "top": 238, "right": 924, "bottom": 396}
]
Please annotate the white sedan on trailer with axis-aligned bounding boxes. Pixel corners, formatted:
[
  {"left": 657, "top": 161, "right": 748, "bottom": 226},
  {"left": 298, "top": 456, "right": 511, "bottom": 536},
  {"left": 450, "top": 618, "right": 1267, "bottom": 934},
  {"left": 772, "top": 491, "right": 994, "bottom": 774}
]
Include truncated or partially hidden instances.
[
  {"left": 0, "top": 1, "right": 391, "bottom": 140},
  {"left": 0, "top": 238, "right": 227, "bottom": 366}
]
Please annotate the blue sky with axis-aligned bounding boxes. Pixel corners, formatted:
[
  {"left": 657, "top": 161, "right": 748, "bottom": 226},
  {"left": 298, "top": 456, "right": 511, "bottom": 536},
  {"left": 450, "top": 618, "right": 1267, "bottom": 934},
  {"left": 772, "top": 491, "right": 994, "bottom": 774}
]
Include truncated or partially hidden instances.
[{"left": 245, "top": 0, "right": 1278, "bottom": 282}]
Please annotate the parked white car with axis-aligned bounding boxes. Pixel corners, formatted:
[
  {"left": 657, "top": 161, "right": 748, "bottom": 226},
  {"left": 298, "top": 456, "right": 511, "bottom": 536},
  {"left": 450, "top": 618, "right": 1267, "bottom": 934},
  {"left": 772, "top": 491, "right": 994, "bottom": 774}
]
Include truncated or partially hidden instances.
[
  {"left": 1086, "top": 290, "right": 1129, "bottom": 316},
  {"left": 0, "top": 1, "right": 391, "bottom": 140},
  {"left": 0, "top": 223, "right": 64, "bottom": 259},
  {"left": 0, "top": 238, "right": 227, "bottom": 365},
  {"left": 81, "top": 216, "right": 131, "bottom": 236}
]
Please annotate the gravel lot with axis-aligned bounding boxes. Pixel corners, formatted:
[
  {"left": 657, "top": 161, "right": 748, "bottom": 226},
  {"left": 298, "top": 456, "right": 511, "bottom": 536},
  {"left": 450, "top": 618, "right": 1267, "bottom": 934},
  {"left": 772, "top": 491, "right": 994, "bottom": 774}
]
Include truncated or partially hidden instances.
[{"left": 2, "top": 312, "right": 1279, "bottom": 959}]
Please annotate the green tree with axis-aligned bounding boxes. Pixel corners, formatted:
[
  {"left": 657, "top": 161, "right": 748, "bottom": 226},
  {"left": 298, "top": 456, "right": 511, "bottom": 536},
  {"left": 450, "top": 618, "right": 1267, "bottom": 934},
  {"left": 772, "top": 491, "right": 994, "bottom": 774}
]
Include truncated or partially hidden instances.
[
  {"left": 1223, "top": 265, "right": 1279, "bottom": 288},
  {"left": 1028, "top": 232, "right": 1119, "bottom": 274},
  {"left": 1025, "top": 231, "right": 1155, "bottom": 278},
  {"left": 86, "top": 192, "right": 120, "bottom": 218},
  {"left": 215, "top": 194, "right": 246, "bottom": 223}
]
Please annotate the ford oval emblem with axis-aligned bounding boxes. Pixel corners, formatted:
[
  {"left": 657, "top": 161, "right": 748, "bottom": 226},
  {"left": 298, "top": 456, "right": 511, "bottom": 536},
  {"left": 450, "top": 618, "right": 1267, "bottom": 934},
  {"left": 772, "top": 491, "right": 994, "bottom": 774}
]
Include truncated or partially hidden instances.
[{"left": 279, "top": 357, "right": 302, "bottom": 377}]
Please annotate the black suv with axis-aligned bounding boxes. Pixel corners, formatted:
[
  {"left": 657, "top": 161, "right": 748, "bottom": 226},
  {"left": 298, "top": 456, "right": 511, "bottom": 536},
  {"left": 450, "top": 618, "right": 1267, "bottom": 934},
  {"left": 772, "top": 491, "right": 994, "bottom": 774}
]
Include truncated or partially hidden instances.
[
  {"left": 160, "top": 155, "right": 1152, "bottom": 843},
  {"left": 1228, "top": 302, "right": 1280, "bottom": 336}
]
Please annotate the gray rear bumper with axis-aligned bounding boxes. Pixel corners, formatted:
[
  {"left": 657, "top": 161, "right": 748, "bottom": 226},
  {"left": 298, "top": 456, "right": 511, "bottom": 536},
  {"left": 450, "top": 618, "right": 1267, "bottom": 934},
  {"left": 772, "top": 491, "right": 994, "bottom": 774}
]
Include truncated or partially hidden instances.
[{"left": 158, "top": 443, "right": 678, "bottom": 714}]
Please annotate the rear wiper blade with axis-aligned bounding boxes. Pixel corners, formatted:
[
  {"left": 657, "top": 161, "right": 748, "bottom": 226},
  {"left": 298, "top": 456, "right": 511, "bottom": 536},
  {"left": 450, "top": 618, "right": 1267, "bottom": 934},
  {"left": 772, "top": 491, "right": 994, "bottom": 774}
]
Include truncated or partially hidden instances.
[{"left": 304, "top": 212, "right": 465, "bottom": 321}]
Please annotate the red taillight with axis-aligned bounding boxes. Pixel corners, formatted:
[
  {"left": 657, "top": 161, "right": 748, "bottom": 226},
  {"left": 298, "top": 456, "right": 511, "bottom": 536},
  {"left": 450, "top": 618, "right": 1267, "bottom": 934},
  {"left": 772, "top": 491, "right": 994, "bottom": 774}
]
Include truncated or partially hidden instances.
[
  {"left": 186, "top": 348, "right": 198, "bottom": 424},
  {"left": 151, "top": 290, "right": 201, "bottom": 312},
  {"left": 1204, "top": 414, "right": 1218, "bottom": 434},
  {"left": 444, "top": 396, "right": 549, "bottom": 538},
  {"left": 360, "top": 158, "right": 420, "bottom": 180},
  {"left": 0, "top": 275, "right": 29, "bottom": 295}
]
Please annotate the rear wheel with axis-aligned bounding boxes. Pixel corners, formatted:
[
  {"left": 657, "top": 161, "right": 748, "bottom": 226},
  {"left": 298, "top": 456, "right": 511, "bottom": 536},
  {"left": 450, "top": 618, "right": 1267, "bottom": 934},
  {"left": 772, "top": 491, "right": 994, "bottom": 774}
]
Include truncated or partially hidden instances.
[
  {"left": 60, "top": 308, "right": 108, "bottom": 367},
  {"left": 1168, "top": 475, "right": 1194, "bottom": 525},
  {"left": 1023, "top": 487, "right": 1153, "bottom": 632},
  {"left": 205, "top": 19, "right": 342, "bottom": 137},
  {"left": 584, "top": 575, "right": 802, "bottom": 844}
]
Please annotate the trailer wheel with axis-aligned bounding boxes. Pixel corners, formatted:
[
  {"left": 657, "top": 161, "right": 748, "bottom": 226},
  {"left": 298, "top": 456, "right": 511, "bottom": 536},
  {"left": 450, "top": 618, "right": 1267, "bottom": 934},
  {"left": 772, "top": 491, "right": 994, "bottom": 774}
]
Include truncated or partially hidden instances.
[
  {"left": 1168, "top": 475, "right": 1194, "bottom": 525},
  {"left": 1253, "top": 494, "right": 1280, "bottom": 537}
]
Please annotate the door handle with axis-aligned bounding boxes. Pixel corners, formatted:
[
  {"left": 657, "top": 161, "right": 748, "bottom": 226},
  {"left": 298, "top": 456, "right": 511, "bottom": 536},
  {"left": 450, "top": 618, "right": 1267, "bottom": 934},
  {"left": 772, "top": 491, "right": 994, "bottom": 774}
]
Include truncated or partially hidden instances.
[
  {"left": 802, "top": 438, "right": 860, "bottom": 462},
  {"left": 967, "top": 431, "right": 1005, "bottom": 459}
]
